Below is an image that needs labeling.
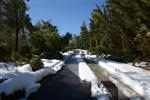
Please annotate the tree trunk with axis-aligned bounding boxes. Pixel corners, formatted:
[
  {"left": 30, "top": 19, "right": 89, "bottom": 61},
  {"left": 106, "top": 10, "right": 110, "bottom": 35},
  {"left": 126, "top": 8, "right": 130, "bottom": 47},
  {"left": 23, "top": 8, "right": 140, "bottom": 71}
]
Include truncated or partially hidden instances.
[
  {"left": 22, "top": 28, "right": 27, "bottom": 46},
  {"left": 15, "top": 28, "right": 19, "bottom": 51}
]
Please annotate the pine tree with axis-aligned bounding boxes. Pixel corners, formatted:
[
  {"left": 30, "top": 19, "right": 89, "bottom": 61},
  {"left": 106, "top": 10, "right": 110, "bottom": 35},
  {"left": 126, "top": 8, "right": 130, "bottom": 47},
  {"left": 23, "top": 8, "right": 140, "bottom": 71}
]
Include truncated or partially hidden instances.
[
  {"left": 79, "top": 21, "right": 89, "bottom": 49},
  {"left": 0, "top": 0, "right": 29, "bottom": 51}
]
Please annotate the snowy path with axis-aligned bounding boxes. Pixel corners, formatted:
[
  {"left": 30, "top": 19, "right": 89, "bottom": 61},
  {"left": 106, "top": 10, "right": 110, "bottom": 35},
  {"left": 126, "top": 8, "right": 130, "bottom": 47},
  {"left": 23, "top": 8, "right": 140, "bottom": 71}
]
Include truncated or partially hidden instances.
[
  {"left": 66, "top": 54, "right": 111, "bottom": 100},
  {"left": 84, "top": 59, "right": 130, "bottom": 100},
  {"left": 98, "top": 60, "right": 148, "bottom": 100},
  {"left": 65, "top": 54, "right": 82, "bottom": 76},
  {"left": 28, "top": 57, "right": 96, "bottom": 100}
]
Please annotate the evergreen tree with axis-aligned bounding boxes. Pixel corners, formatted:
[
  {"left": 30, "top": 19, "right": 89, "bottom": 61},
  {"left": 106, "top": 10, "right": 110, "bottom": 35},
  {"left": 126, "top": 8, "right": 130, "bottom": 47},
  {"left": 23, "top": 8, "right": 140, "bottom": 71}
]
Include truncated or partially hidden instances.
[
  {"left": 0, "top": 0, "right": 29, "bottom": 51},
  {"left": 75, "top": 0, "right": 150, "bottom": 62},
  {"left": 79, "top": 21, "right": 89, "bottom": 49},
  {"left": 30, "top": 20, "right": 63, "bottom": 59}
]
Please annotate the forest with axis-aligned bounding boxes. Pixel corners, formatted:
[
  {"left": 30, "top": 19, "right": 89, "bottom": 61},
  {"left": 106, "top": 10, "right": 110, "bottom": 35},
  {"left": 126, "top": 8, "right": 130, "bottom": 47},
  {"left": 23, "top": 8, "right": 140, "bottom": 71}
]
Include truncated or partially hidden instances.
[
  {"left": 72, "top": 0, "right": 150, "bottom": 63},
  {"left": 0, "top": 0, "right": 72, "bottom": 65},
  {"left": 0, "top": 0, "right": 150, "bottom": 64}
]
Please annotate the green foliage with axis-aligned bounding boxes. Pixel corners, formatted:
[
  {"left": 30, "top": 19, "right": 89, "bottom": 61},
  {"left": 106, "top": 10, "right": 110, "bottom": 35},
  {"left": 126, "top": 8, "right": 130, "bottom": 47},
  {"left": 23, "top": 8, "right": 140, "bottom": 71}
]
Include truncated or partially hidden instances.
[
  {"left": 30, "top": 20, "right": 64, "bottom": 59},
  {"left": 136, "top": 32, "right": 150, "bottom": 61},
  {"left": 0, "top": 44, "right": 12, "bottom": 61},
  {"left": 19, "top": 45, "right": 31, "bottom": 59},
  {"left": 11, "top": 51, "right": 20, "bottom": 61},
  {"left": 0, "top": 18, "right": 71, "bottom": 62},
  {"left": 49, "top": 52, "right": 63, "bottom": 60},
  {"left": 0, "top": 1, "right": 72, "bottom": 63},
  {"left": 30, "top": 31, "right": 46, "bottom": 55},
  {"left": 89, "top": 47, "right": 108, "bottom": 56},
  {"left": 0, "top": 0, "right": 30, "bottom": 51},
  {"left": 30, "top": 55, "right": 43, "bottom": 71},
  {"left": 0, "top": 0, "right": 33, "bottom": 62},
  {"left": 61, "top": 32, "right": 72, "bottom": 51},
  {"left": 1, "top": 0, "right": 149, "bottom": 63},
  {"left": 73, "top": 0, "right": 150, "bottom": 62},
  {"left": 79, "top": 21, "right": 90, "bottom": 49}
]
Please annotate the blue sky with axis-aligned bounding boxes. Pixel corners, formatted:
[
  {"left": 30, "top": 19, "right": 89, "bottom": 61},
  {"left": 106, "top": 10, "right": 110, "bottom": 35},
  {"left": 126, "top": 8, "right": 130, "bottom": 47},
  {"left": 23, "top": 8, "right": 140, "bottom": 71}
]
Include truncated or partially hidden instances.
[{"left": 27, "top": 0, "right": 105, "bottom": 35}]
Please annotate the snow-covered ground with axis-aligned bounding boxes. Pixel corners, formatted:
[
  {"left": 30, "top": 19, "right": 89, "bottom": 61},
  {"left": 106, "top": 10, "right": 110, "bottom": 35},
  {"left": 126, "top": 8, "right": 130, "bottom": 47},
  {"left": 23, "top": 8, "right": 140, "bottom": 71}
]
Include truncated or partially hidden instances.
[
  {"left": 75, "top": 54, "right": 111, "bottom": 100},
  {"left": 98, "top": 60, "right": 150, "bottom": 100},
  {"left": 61, "top": 50, "right": 74, "bottom": 61},
  {"left": 63, "top": 50, "right": 150, "bottom": 100},
  {"left": 85, "top": 54, "right": 98, "bottom": 62},
  {"left": 0, "top": 59, "right": 64, "bottom": 98},
  {"left": 129, "top": 61, "right": 150, "bottom": 68},
  {"left": 0, "top": 62, "right": 16, "bottom": 71}
]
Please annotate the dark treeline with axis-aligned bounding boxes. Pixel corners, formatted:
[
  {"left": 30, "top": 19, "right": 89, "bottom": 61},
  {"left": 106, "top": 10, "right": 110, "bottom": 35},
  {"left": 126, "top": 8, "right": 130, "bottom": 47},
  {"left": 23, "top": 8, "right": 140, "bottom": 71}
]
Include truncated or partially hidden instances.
[
  {"left": 0, "top": 0, "right": 72, "bottom": 62},
  {"left": 0, "top": 0, "right": 150, "bottom": 63},
  {"left": 72, "top": 0, "right": 150, "bottom": 62}
]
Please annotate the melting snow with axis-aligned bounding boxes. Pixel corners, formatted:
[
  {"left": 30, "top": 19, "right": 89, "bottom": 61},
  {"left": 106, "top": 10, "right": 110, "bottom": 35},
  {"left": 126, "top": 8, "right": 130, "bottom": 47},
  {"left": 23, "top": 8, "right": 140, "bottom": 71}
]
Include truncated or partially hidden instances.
[
  {"left": 98, "top": 59, "right": 150, "bottom": 100},
  {"left": 0, "top": 59, "right": 64, "bottom": 98}
]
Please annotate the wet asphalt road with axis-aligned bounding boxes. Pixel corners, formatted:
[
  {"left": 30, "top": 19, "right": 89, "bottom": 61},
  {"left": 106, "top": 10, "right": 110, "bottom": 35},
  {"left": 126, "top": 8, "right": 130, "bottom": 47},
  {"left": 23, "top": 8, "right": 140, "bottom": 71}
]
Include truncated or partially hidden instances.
[{"left": 28, "top": 55, "right": 96, "bottom": 100}]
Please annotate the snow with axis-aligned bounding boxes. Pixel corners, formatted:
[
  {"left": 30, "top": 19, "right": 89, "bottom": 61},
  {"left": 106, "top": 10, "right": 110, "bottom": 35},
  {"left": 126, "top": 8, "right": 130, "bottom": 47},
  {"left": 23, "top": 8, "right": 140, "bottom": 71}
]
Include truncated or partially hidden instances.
[
  {"left": 42, "top": 59, "right": 60, "bottom": 68},
  {"left": 78, "top": 61, "right": 96, "bottom": 81},
  {"left": 16, "top": 64, "right": 33, "bottom": 72},
  {"left": 0, "top": 72, "right": 36, "bottom": 96},
  {"left": 85, "top": 54, "right": 98, "bottom": 62},
  {"left": 74, "top": 54, "right": 82, "bottom": 58},
  {"left": 98, "top": 59, "right": 150, "bottom": 100},
  {"left": 91, "top": 79, "right": 111, "bottom": 100},
  {"left": 52, "top": 61, "right": 64, "bottom": 72},
  {"left": 77, "top": 55, "right": 111, "bottom": 100},
  {"left": 0, "top": 59, "right": 64, "bottom": 98},
  {"left": 61, "top": 50, "right": 73, "bottom": 56},
  {"left": 133, "top": 62, "right": 150, "bottom": 67},
  {"left": 78, "top": 50, "right": 88, "bottom": 55},
  {"left": 0, "top": 64, "right": 33, "bottom": 79},
  {"left": 0, "top": 62, "right": 15, "bottom": 71},
  {"left": 61, "top": 50, "right": 74, "bottom": 61},
  {"left": 35, "top": 60, "right": 64, "bottom": 82},
  {"left": 0, "top": 69, "right": 17, "bottom": 79},
  {"left": 0, "top": 62, "right": 14, "bottom": 68}
]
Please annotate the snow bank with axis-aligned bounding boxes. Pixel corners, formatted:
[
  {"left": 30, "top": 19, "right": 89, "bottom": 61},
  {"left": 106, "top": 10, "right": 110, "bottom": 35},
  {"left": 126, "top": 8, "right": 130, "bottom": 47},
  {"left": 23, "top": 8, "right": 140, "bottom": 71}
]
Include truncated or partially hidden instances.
[
  {"left": 42, "top": 59, "right": 60, "bottom": 68},
  {"left": 0, "top": 59, "right": 64, "bottom": 98},
  {"left": 98, "top": 60, "right": 150, "bottom": 100},
  {"left": 74, "top": 54, "right": 82, "bottom": 58},
  {"left": 0, "top": 69, "right": 15, "bottom": 79},
  {"left": 62, "top": 50, "right": 74, "bottom": 61},
  {"left": 42, "top": 59, "right": 64, "bottom": 73},
  {"left": 0, "top": 64, "right": 33, "bottom": 80},
  {"left": 78, "top": 50, "right": 88, "bottom": 55},
  {"left": 133, "top": 62, "right": 150, "bottom": 67},
  {"left": 35, "top": 60, "right": 64, "bottom": 82},
  {"left": 91, "top": 80, "right": 111, "bottom": 100},
  {"left": 16, "top": 64, "right": 33, "bottom": 72},
  {"left": 62, "top": 50, "right": 73, "bottom": 56},
  {"left": 85, "top": 54, "right": 98, "bottom": 62},
  {"left": 78, "top": 61, "right": 96, "bottom": 81},
  {"left": 0, "top": 72, "right": 36, "bottom": 96},
  {"left": 78, "top": 57, "right": 111, "bottom": 100},
  {"left": 0, "top": 62, "right": 15, "bottom": 71},
  {"left": 0, "top": 62, "right": 14, "bottom": 68}
]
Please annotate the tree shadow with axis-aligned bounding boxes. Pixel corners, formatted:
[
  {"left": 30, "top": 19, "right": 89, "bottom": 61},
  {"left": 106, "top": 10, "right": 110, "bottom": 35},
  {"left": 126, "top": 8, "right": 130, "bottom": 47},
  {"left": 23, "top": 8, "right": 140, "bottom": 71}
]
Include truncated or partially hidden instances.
[{"left": 28, "top": 66, "right": 96, "bottom": 100}]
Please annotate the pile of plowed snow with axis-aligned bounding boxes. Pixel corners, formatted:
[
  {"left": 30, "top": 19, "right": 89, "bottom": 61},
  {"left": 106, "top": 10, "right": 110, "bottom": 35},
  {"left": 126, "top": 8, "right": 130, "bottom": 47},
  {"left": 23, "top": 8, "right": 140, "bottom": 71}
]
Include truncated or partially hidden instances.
[{"left": 0, "top": 59, "right": 64, "bottom": 98}]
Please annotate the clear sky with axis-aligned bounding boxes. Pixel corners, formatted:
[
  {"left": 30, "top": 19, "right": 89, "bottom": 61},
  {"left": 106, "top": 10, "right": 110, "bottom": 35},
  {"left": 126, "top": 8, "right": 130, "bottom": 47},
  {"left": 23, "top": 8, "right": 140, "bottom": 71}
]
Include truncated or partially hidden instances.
[{"left": 27, "top": 0, "right": 105, "bottom": 35}]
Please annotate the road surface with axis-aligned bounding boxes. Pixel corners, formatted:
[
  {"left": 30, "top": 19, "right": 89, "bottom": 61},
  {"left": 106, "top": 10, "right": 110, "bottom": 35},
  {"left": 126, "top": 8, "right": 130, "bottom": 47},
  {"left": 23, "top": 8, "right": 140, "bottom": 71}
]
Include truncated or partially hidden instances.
[{"left": 28, "top": 55, "right": 96, "bottom": 100}]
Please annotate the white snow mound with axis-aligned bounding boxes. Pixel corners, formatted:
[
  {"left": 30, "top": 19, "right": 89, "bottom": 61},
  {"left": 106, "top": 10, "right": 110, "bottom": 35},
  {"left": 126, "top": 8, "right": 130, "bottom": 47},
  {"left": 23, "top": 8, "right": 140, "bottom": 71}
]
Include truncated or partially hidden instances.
[
  {"left": 98, "top": 60, "right": 150, "bottom": 100},
  {"left": 78, "top": 56, "right": 111, "bottom": 100},
  {"left": 0, "top": 59, "right": 64, "bottom": 98}
]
